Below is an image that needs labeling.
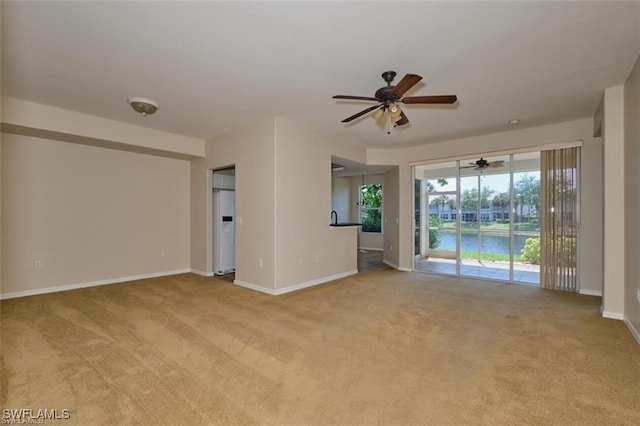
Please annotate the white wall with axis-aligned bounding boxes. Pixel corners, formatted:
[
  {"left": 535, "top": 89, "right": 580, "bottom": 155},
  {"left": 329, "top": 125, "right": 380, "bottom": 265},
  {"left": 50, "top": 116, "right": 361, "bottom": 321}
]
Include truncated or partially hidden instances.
[
  {"left": 190, "top": 117, "right": 368, "bottom": 294},
  {"left": 1, "top": 134, "right": 191, "bottom": 297},
  {"left": 603, "top": 86, "right": 626, "bottom": 318},
  {"left": 383, "top": 167, "right": 401, "bottom": 269},
  {"left": 274, "top": 118, "right": 365, "bottom": 290},
  {"left": 190, "top": 119, "right": 277, "bottom": 290},
  {"left": 331, "top": 177, "right": 351, "bottom": 224},
  {"left": 367, "top": 118, "right": 604, "bottom": 294},
  {"left": 624, "top": 54, "right": 640, "bottom": 341}
]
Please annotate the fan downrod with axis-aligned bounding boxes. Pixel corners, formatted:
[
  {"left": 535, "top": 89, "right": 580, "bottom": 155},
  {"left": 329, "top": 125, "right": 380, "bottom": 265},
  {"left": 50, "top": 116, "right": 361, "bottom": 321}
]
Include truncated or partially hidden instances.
[
  {"left": 376, "top": 71, "right": 400, "bottom": 102},
  {"left": 381, "top": 71, "right": 397, "bottom": 85}
]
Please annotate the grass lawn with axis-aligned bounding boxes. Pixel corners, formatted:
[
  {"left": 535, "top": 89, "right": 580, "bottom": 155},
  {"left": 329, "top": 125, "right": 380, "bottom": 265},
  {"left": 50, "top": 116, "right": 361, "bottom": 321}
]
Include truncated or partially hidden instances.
[{"left": 459, "top": 250, "right": 524, "bottom": 262}]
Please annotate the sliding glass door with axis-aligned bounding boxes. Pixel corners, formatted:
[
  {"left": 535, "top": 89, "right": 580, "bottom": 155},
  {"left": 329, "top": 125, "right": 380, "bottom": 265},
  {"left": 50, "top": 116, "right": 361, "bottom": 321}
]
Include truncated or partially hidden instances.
[{"left": 414, "top": 152, "right": 542, "bottom": 285}]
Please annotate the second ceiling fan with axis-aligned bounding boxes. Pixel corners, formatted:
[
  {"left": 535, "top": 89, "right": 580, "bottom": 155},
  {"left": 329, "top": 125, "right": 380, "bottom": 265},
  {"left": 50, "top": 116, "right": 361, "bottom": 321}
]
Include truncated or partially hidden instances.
[
  {"left": 460, "top": 157, "right": 505, "bottom": 170},
  {"left": 333, "top": 71, "right": 457, "bottom": 127}
]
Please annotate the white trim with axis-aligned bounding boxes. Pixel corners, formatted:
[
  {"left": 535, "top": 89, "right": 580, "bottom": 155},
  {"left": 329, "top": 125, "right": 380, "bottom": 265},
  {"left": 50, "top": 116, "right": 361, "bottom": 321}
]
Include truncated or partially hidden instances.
[
  {"left": 601, "top": 310, "right": 624, "bottom": 320},
  {"left": 274, "top": 270, "right": 358, "bottom": 295},
  {"left": 0, "top": 269, "right": 192, "bottom": 300},
  {"left": 190, "top": 268, "right": 214, "bottom": 277},
  {"left": 233, "top": 280, "right": 276, "bottom": 295},
  {"left": 383, "top": 259, "right": 410, "bottom": 271},
  {"left": 383, "top": 259, "right": 399, "bottom": 269},
  {"left": 234, "top": 270, "right": 358, "bottom": 296},
  {"left": 623, "top": 317, "right": 640, "bottom": 345},
  {"left": 579, "top": 289, "right": 602, "bottom": 297}
]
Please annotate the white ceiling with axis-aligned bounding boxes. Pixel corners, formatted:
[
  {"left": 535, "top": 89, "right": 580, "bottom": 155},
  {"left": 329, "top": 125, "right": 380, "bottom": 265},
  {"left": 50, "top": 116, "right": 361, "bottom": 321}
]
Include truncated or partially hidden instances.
[{"left": 2, "top": 1, "right": 639, "bottom": 149}]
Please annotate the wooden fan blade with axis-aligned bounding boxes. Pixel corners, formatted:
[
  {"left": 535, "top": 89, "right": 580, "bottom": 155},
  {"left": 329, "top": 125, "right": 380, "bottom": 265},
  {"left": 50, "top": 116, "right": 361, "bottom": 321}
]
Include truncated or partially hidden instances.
[
  {"left": 333, "top": 95, "right": 380, "bottom": 102},
  {"left": 341, "top": 104, "right": 383, "bottom": 123},
  {"left": 395, "top": 111, "right": 409, "bottom": 126},
  {"left": 402, "top": 95, "right": 458, "bottom": 104},
  {"left": 392, "top": 74, "right": 422, "bottom": 97},
  {"left": 488, "top": 161, "right": 505, "bottom": 168}
]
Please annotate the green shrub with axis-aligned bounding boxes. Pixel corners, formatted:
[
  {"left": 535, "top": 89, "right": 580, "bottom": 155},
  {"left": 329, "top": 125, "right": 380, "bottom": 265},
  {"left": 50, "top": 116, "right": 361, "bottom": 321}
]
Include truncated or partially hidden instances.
[
  {"left": 361, "top": 209, "right": 382, "bottom": 233},
  {"left": 558, "top": 236, "right": 577, "bottom": 264},
  {"left": 521, "top": 237, "right": 540, "bottom": 264}
]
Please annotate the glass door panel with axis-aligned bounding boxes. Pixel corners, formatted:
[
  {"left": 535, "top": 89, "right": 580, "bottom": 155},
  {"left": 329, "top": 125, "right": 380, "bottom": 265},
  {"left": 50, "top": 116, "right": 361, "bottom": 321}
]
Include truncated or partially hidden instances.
[
  {"left": 415, "top": 178, "right": 421, "bottom": 256},
  {"left": 426, "top": 194, "right": 458, "bottom": 274},
  {"left": 459, "top": 155, "right": 513, "bottom": 280},
  {"left": 459, "top": 174, "right": 481, "bottom": 278},
  {"left": 512, "top": 152, "right": 541, "bottom": 284},
  {"left": 478, "top": 155, "right": 511, "bottom": 281},
  {"left": 413, "top": 163, "right": 457, "bottom": 275}
]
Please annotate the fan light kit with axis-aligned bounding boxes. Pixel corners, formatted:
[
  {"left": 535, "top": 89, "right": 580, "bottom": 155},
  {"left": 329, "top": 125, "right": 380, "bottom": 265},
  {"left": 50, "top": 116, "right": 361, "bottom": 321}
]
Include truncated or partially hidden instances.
[
  {"left": 127, "top": 97, "right": 159, "bottom": 116},
  {"left": 333, "top": 71, "right": 457, "bottom": 133}
]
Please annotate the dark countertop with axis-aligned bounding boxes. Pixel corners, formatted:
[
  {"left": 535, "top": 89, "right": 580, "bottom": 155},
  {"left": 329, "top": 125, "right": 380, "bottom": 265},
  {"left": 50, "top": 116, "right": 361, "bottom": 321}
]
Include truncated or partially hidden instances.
[{"left": 330, "top": 223, "right": 362, "bottom": 227}]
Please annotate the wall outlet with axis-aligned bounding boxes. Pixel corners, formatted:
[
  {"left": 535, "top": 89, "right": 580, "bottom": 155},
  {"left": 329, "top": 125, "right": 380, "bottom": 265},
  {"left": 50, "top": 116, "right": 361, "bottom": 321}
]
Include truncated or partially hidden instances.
[
  {"left": 299, "top": 257, "right": 304, "bottom": 266},
  {"left": 34, "top": 260, "right": 42, "bottom": 269},
  {"left": 258, "top": 258, "right": 263, "bottom": 267},
  {"left": 636, "top": 288, "right": 640, "bottom": 303},
  {"left": 160, "top": 249, "right": 166, "bottom": 257},
  {"left": 315, "top": 255, "right": 320, "bottom": 263}
]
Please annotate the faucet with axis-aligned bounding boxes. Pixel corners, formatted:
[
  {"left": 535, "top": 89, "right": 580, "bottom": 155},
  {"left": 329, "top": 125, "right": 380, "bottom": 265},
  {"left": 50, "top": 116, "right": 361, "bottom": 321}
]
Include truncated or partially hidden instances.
[{"left": 331, "top": 210, "right": 338, "bottom": 225}]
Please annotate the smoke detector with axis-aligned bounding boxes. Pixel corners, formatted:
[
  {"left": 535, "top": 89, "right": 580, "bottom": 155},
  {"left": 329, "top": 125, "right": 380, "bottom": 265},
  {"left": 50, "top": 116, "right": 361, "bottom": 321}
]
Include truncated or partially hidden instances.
[{"left": 127, "top": 97, "right": 159, "bottom": 116}]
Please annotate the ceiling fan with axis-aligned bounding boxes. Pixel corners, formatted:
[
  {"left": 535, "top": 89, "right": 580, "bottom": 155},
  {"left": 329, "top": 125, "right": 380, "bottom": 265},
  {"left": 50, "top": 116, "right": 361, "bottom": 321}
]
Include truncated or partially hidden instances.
[
  {"left": 460, "top": 157, "right": 505, "bottom": 170},
  {"left": 332, "top": 71, "right": 457, "bottom": 128}
]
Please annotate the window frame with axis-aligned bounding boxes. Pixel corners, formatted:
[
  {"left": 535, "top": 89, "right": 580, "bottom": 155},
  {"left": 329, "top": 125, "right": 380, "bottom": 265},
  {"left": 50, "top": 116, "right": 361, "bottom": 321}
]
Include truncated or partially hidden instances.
[{"left": 359, "top": 183, "right": 383, "bottom": 234}]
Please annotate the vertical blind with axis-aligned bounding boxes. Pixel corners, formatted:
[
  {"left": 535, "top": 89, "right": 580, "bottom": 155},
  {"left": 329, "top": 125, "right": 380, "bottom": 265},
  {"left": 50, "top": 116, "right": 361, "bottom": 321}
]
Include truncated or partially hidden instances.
[{"left": 540, "top": 147, "right": 579, "bottom": 291}]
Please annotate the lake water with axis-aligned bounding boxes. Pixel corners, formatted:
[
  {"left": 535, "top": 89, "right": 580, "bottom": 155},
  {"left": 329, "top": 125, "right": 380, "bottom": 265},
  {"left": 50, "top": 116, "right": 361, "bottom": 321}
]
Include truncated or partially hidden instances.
[{"left": 435, "top": 231, "right": 535, "bottom": 254}]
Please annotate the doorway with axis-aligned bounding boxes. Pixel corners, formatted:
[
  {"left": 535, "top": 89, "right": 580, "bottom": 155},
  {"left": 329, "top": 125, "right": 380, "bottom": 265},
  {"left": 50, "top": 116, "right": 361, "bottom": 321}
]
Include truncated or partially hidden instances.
[
  {"left": 414, "top": 152, "right": 542, "bottom": 284},
  {"left": 211, "top": 167, "right": 236, "bottom": 277}
]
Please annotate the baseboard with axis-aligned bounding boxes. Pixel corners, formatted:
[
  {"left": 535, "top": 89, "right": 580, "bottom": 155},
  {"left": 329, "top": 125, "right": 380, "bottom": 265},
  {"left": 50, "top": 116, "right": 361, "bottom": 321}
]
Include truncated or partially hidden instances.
[
  {"left": 234, "top": 270, "right": 358, "bottom": 296},
  {"left": 358, "top": 247, "right": 383, "bottom": 252},
  {"left": 601, "top": 308, "right": 624, "bottom": 320},
  {"left": 623, "top": 317, "right": 640, "bottom": 345},
  {"left": 383, "top": 259, "right": 399, "bottom": 269},
  {"left": 579, "top": 289, "right": 602, "bottom": 297},
  {"left": 382, "top": 259, "right": 411, "bottom": 272},
  {"left": 0, "top": 269, "right": 192, "bottom": 300},
  {"left": 190, "top": 268, "right": 214, "bottom": 277},
  {"left": 274, "top": 270, "right": 358, "bottom": 295},
  {"left": 233, "top": 280, "right": 276, "bottom": 295}
]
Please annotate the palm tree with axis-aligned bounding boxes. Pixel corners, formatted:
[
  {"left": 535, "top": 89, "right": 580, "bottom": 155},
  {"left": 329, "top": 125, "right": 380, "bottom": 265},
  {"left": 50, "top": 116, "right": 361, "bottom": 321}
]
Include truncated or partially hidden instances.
[
  {"left": 515, "top": 174, "right": 540, "bottom": 222},
  {"left": 433, "top": 195, "right": 450, "bottom": 219},
  {"left": 492, "top": 192, "right": 510, "bottom": 221}
]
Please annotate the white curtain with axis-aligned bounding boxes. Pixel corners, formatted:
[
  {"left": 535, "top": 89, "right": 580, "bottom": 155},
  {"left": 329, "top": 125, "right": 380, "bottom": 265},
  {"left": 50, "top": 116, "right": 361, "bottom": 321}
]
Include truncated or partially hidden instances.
[{"left": 540, "top": 147, "right": 579, "bottom": 291}]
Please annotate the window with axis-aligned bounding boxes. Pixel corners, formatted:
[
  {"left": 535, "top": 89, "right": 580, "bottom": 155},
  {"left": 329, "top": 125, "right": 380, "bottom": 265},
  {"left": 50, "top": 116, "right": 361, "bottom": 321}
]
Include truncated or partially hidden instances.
[{"left": 360, "top": 184, "right": 382, "bottom": 233}]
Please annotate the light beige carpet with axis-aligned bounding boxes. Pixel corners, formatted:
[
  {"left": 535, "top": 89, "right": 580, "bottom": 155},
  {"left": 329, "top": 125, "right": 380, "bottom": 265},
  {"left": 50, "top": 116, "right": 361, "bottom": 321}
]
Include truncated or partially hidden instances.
[{"left": 1, "top": 271, "right": 639, "bottom": 425}]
